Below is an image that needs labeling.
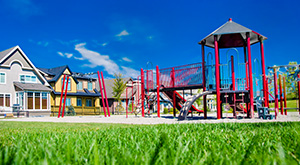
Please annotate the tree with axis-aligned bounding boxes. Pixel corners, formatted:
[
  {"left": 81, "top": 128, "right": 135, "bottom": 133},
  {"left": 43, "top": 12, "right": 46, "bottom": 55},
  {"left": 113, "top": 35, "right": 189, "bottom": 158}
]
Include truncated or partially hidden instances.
[{"left": 112, "top": 73, "right": 127, "bottom": 113}]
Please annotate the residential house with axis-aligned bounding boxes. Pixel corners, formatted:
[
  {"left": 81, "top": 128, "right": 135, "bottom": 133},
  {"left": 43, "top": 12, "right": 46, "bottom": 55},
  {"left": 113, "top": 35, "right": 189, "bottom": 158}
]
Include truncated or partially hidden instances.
[
  {"left": 0, "top": 46, "right": 52, "bottom": 116},
  {"left": 96, "top": 77, "right": 137, "bottom": 114},
  {"left": 38, "top": 66, "right": 102, "bottom": 116}
]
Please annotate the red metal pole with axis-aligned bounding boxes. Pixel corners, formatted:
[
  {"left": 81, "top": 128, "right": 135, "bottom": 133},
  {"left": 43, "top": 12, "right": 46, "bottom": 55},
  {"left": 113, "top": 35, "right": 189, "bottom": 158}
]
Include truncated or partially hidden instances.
[
  {"left": 156, "top": 66, "right": 160, "bottom": 117},
  {"left": 279, "top": 75, "right": 283, "bottom": 115},
  {"left": 214, "top": 35, "right": 221, "bottom": 119},
  {"left": 137, "top": 75, "right": 140, "bottom": 108},
  {"left": 141, "top": 68, "right": 145, "bottom": 117},
  {"left": 274, "top": 69, "right": 279, "bottom": 119},
  {"left": 283, "top": 76, "right": 287, "bottom": 115},
  {"left": 260, "top": 39, "right": 267, "bottom": 106},
  {"left": 62, "top": 75, "right": 69, "bottom": 118},
  {"left": 101, "top": 71, "right": 110, "bottom": 117},
  {"left": 246, "top": 33, "right": 254, "bottom": 118},
  {"left": 266, "top": 78, "right": 270, "bottom": 108},
  {"left": 231, "top": 56, "right": 236, "bottom": 117},
  {"left": 58, "top": 74, "right": 66, "bottom": 118},
  {"left": 244, "top": 46, "right": 249, "bottom": 90},
  {"left": 172, "top": 67, "right": 176, "bottom": 117},
  {"left": 126, "top": 87, "right": 128, "bottom": 118},
  {"left": 298, "top": 74, "right": 300, "bottom": 115},
  {"left": 97, "top": 71, "right": 107, "bottom": 117},
  {"left": 131, "top": 81, "right": 134, "bottom": 113},
  {"left": 201, "top": 44, "right": 207, "bottom": 119}
]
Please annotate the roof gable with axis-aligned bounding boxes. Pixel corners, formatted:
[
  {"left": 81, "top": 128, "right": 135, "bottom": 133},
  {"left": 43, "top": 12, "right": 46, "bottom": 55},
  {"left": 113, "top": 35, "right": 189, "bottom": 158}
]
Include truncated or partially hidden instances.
[
  {"left": 38, "top": 65, "right": 79, "bottom": 83},
  {"left": 1, "top": 49, "right": 33, "bottom": 69},
  {"left": 0, "top": 46, "right": 50, "bottom": 86}
]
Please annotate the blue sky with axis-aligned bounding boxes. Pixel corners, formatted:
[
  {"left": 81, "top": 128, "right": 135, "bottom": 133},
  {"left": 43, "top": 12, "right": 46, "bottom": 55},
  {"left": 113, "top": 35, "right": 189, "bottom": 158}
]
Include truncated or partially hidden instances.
[{"left": 0, "top": 0, "right": 299, "bottom": 78}]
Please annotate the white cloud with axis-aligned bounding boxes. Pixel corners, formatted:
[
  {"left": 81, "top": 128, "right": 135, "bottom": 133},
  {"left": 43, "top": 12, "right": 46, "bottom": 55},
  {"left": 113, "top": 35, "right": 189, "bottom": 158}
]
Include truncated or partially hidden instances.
[
  {"left": 102, "top": 42, "right": 108, "bottom": 46},
  {"left": 65, "top": 53, "right": 73, "bottom": 58},
  {"left": 121, "top": 66, "right": 140, "bottom": 78},
  {"left": 74, "top": 43, "right": 139, "bottom": 77},
  {"left": 57, "top": 52, "right": 73, "bottom": 58},
  {"left": 122, "top": 57, "right": 132, "bottom": 62},
  {"left": 75, "top": 43, "right": 120, "bottom": 74},
  {"left": 58, "top": 52, "right": 64, "bottom": 57},
  {"left": 74, "top": 56, "right": 85, "bottom": 60},
  {"left": 116, "top": 30, "right": 129, "bottom": 37}
]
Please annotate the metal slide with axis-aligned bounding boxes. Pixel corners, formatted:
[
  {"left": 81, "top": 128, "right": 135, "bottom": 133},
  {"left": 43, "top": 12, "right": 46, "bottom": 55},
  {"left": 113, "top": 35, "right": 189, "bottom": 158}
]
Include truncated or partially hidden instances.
[
  {"left": 178, "top": 91, "right": 212, "bottom": 120},
  {"left": 162, "top": 91, "right": 204, "bottom": 113}
]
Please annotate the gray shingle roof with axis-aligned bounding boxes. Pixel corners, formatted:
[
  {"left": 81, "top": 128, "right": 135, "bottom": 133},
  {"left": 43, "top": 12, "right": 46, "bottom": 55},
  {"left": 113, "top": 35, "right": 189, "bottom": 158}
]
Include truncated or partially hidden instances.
[
  {"left": 0, "top": 46, "right": 18, "bottom": 62},
  {"left": 38, "top": 65, "right": 80, "bottom": 83},
  {"left": 199, "top": 18, "right": 267, "bottom": 48},
  {"left": 14, "top": 82, "right": 52, "bottom": 91}
]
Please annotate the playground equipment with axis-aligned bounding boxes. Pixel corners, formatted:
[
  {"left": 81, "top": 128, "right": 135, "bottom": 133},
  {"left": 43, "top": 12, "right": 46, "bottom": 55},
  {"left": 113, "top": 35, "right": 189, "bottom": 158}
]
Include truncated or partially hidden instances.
[
  {"left": 133, "top": 18, "right": 272, "bottom": 120},
  {"left": 58, "top": 71, "right": 110, "bottom": 118},
  {"left": 267, "top": 64, "right": 300, "bottom": 117}
]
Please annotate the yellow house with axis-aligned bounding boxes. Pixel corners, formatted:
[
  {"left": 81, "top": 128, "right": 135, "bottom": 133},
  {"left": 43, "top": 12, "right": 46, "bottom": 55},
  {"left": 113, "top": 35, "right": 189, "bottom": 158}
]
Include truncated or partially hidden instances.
[{"left": 38, "top": 65, "right": 102, "bottom": 116}]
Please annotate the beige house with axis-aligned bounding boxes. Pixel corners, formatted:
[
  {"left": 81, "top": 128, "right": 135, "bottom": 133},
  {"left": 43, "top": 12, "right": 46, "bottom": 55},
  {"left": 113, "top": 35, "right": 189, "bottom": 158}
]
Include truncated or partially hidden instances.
[{"left": 0, "top": 46, "right": 51, "bottom": 116}]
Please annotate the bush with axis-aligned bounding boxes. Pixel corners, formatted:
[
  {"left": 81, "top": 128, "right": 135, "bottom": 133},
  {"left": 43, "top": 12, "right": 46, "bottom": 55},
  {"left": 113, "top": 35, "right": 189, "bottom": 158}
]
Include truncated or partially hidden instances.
[
  {"left": 168, "top": 108, "right": 179, "bottom": 114},
  {"left": 163, "top": 108, "right": 168, "bottom": 114},
  {"left": 66, "top": 105, "right": 76, "bottom": 116}
]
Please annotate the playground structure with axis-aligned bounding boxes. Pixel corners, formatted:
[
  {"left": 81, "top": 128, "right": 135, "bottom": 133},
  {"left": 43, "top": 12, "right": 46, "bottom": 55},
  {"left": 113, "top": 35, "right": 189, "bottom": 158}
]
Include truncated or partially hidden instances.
[
  {"left": 266, "top": 64, "right": 300, "bottom": 116},
  {"left": 56, "top": 18, "right": 300, "bottom": 120},
  {"left": 130, "top": 18, "right": 300, "bottom": 120}
]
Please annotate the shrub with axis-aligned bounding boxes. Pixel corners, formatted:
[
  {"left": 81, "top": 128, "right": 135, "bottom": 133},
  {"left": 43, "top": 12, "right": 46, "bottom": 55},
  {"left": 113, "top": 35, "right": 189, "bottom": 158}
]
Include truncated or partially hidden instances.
[
  {"left": 66, "top": 105, "right": 76, "bottom": 116},
  {"left": 163, "top": 108, "right": 168, "bottom": 114}
]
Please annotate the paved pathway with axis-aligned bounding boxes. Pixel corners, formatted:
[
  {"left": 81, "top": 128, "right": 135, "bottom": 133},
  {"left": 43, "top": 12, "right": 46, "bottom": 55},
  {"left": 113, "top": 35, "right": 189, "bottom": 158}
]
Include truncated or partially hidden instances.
[{"left": 2, "top": 112, "right": 299, "bottom": 125}]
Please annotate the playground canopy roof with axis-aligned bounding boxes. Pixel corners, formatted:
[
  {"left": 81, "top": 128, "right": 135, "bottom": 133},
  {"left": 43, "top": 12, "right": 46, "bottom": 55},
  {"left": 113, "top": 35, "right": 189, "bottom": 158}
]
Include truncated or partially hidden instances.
[{"left": 199, "top": 18, "right": 267, "bottom": 48}]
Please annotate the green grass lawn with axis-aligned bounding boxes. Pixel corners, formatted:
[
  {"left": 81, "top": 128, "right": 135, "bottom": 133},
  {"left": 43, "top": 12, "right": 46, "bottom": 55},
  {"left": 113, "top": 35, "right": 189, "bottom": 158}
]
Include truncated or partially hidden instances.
[
  {"left": 1, "top": 121, "right": 300, "bottom": 164},
  {"left": 269, "top": 100, "right": 299, "bottom": 111}
]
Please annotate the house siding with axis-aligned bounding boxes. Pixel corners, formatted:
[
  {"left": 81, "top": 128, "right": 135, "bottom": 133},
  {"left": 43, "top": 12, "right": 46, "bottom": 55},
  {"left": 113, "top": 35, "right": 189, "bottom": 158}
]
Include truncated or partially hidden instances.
[{"left": 0, "top": 47, "right": 51, "bottom": 116}]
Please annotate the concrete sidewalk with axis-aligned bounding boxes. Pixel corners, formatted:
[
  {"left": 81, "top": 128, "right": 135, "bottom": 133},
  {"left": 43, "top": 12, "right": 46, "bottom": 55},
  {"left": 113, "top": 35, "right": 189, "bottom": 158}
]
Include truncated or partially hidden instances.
[{"left": 1, "top": 112, "right": 299, "bottom": 125}]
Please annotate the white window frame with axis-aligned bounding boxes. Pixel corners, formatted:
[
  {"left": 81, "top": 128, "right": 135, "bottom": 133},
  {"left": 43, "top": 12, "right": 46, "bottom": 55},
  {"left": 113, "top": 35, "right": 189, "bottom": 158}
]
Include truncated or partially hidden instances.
[
  {"left": 62, "top": 77, "right": 71, "bottom": 91},
  {"left": 25, "top": 91, "right": 50, "bottom": 111},
  {"left": 88, "top": 82, "right": 93, "bottom": 90},
  {"left": 19, "top": 74, "right": 37, "bottom": 83},
  {"left": 0, "top": 72, "right": 6, "bottom": 84},
  {"left": 0, "top": 93, "right": 11, "bottom": 108},
  {"left": 77, "top": 81, "right": 83, "bottom": 90}
]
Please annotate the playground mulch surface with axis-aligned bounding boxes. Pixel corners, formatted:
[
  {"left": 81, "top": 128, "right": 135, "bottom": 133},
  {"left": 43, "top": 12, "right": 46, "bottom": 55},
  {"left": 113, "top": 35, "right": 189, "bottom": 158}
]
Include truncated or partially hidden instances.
[{"left": 1, "top": 112, "right": 299, "bottom": 124}]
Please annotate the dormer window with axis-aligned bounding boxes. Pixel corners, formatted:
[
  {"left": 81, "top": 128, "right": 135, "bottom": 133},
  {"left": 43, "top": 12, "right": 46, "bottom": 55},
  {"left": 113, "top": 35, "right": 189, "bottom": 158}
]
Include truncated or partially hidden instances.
[
  {"left": 20, "top": 75, "right": 37, "bottom": 83},
  {"left": 88, "top": 82, "right": 93, "bottom": 90},
  {"left": 62, "top": 77, "right": 71, "bottom": 91},
  {"left": 77, "top": 81, "right": 83, "bottom": 90}
]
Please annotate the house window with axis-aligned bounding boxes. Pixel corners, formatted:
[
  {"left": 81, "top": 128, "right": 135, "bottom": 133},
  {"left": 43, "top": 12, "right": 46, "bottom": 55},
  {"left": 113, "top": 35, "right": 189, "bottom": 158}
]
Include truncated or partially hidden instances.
[
  {"left": 0, "top": 73, "right": 5, "bottom": 84},
  {"left": 42, "top": 93, "right": 47, "bottom": 109},
  {"left": 35, "top": 93, "right": 40, "bottom": 109},
  {"left": 77, "top": 81, "right": 82, "bottom": 90},
  {"left": 62, "top": 77, "right": 71, "bottom": 91},
  {"left": 0, "top": 94, "right": 3, "bottom": 106},
  {"left": 86, "top": 99, "right": 92, "bottom": 107},
  {"left": 88, "top": 82, "right": 92, "bottom": 90},
  {"left": 20, "top": 75, "right": 37, "bottom": 83},
  {"left": 77, "top": 98, "right": 82, "bottom": 106},
  {"left": 63, "top": 98, "right": 71, "bottom": 106},
  {"left": 17, "top": 92, "right": 24, "bottom": 107},
  {"left": 27, "top": 92, "right": 33, "bottom": 109}
]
